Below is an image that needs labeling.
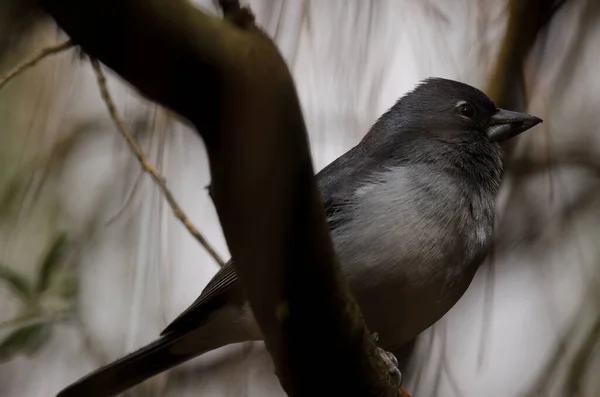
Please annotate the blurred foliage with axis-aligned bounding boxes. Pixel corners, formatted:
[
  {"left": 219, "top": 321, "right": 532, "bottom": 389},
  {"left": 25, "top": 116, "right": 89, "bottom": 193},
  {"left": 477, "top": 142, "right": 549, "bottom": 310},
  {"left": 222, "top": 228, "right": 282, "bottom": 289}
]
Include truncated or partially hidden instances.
[
  {"left": 0, "top": 119, "right": 97, "bottom": 226},
  {"left": 0, "top": 323, "right": 51, "bottom": 361},
  {"left": 0, "top": 31, "right": 152, "bottom": 370},
  {"left": 0, "top": 232, "right": 77, "bottom": 361}
]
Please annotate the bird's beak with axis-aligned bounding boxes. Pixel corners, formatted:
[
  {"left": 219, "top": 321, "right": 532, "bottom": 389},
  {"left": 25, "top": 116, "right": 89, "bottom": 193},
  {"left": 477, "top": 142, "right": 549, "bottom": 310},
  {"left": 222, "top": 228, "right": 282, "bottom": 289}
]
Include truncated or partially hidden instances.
[{"left": 486, "top": 109, "right": 542, "bottom": 142}]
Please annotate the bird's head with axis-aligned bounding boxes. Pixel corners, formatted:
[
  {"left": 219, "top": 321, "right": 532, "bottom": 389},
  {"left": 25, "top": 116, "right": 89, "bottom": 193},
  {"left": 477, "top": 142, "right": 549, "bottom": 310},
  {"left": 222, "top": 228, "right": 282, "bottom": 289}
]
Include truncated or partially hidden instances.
[
  {"left": 358, "top": 78, "right": 542, "bottom": 191},
  {"left": 388, "top": 77, "right": 542, "bottom": 144}
]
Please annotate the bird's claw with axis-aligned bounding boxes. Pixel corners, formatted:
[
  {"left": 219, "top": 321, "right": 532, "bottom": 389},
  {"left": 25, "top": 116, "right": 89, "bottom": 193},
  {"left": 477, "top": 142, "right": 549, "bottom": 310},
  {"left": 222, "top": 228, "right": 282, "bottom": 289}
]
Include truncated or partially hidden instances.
[{"left": 372, "top": 332, "right": 403, "bottom": 388}]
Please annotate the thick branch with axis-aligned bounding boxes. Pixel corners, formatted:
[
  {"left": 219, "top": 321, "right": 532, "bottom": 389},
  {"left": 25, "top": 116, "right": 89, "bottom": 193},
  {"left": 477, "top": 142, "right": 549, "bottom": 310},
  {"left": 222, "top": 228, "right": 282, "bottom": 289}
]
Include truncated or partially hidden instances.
[
  {"left": 486, "top": 0, "right": 567, "bottom": 164},
  {"left": 486, "top": 0, "right": 564, "bottom": 109},
  {"left": 37, "top": 0, "right": 398, "bottom": 396}
]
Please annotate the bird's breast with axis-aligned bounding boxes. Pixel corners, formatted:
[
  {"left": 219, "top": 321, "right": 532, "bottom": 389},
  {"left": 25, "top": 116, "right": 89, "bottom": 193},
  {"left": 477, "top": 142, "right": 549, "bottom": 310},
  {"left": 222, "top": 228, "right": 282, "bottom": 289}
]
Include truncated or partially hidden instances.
[{"left": 330, "top": 166, "right": 495, "bottom": 350}]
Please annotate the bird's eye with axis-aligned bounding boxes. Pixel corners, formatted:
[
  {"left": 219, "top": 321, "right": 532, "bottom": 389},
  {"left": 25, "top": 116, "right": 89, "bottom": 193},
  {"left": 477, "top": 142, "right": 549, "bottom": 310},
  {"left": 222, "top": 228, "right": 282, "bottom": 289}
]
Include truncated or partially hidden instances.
[{"left": 457, "top": 103, "right": 476, "bottom": 119}]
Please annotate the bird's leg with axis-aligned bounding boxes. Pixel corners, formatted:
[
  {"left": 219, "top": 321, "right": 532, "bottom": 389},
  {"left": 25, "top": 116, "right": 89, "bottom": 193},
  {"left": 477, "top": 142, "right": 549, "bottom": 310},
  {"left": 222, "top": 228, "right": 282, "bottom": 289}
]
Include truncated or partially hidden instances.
[{"left": 372, "top": 332, "right": 403, "bottom": 389}]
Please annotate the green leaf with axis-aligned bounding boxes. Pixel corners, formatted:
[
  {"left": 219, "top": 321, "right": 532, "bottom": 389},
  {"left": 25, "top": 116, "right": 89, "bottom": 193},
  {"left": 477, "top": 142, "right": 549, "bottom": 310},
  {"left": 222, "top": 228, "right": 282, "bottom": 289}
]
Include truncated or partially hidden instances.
[
  {"left": 0, "top": 174, "right": 26, "bottom": 221},
  {"left": 0, "top": 323, "right": 51, "bottom": 362},
  {"left": 57, "top": 273, "right": 78, "bottom": 300},
  {"left": 0, "top": 263, "right": 32, "bottom": 301},
  {"left": 37, "top": 232, "right": 69, "bottom": 293}
]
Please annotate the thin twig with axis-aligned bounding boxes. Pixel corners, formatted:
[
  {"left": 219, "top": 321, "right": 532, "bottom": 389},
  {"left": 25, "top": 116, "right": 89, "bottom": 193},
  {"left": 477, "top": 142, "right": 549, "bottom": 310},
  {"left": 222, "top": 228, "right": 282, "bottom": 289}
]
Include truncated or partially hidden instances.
[
  {"left": 90, "top": 58, "right": 226, "bottom": 267},
  {"left": 104, "top": 166, "right": 144, "bottom": 226},
  {"left": 107, "top": 113, "right": 157, "bottom": 226},
  {"left": 0, "top": 40, "right": 74, "bottom": 91}
]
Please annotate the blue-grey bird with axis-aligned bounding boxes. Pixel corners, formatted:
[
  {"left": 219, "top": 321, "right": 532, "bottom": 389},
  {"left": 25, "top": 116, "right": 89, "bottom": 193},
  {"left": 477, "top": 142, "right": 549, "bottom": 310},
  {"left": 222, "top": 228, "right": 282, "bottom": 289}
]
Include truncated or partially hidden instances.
[{"left": 57, "top": 78, "right": 542, "bottom": 397}]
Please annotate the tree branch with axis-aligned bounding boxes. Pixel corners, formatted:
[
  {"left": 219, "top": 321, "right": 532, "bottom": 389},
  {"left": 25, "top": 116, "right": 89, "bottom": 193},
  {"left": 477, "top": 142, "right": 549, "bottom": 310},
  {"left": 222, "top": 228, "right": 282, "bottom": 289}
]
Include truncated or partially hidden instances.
[
  {"left": 0, "top": 39, "right": 73, "bottom": 90},
  {"left": 485, "top": 0, "right": 568, "bottom": 177},
  {"left": 486, "top": 0, "right": 566, "bottom": 110},
  {"left": 37, "top": 0, "right": 399, "bottom": 395}
]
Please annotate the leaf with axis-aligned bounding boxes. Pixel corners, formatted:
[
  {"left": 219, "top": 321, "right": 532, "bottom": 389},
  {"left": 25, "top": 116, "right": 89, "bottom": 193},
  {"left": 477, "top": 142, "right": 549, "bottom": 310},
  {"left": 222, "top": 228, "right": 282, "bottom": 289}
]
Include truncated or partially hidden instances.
[
  {"left": 0, "top": 263, "right": 32, "bottom": 301},
  {"left": 0, "top": 173, "right": 27, "bottom": 221},
  {"left": 57, "top": 273, "right": 78, "bottom": 300},
  {"left": 0, "top": 323, "right": 51, "bottom": 362},
  {"left": 36, "top": 232, "right": 69, "bottom": 293}
]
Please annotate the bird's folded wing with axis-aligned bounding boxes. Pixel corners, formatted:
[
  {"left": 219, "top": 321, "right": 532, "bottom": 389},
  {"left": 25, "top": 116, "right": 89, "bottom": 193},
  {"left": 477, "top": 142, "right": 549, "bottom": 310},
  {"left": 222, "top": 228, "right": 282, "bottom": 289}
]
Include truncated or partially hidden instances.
[
  {"left": 160, "top": 164, "right": 362, "bottom": 336},
  {"left": 160, "top": 260, "right": 239, "bottom": 335}
]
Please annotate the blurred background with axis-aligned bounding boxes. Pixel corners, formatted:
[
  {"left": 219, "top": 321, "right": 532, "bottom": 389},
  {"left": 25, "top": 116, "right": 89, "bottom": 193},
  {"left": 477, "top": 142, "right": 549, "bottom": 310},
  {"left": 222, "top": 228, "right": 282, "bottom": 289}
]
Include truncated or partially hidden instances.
[{"left": 0, "top": 0, "right": 599, "bottom": 396}]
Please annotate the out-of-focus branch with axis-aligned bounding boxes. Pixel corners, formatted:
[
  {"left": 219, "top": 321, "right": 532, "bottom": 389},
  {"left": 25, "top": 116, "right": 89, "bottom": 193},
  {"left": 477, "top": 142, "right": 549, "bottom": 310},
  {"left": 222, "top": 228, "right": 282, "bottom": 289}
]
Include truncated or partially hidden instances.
[
  {"left": 487, "top": 0, "right": 572, "bottom": 250},
  {"left": 486, "top": 0, "right": 567, "bottom": 163},
  {"left": 0, "top": 39, "right": 73, "bottom": 90},
  {"left": 474, "top": 0, "right": 566, "bottom": 383},
  {"left": 486, "top": 0, "right": 566, "bottom": 110},
  {"left": 38, "top": 0, "right": 399, "bottom": 395},
  {"left": 90, "top": 59, "right": 226, "bottom": 267}
]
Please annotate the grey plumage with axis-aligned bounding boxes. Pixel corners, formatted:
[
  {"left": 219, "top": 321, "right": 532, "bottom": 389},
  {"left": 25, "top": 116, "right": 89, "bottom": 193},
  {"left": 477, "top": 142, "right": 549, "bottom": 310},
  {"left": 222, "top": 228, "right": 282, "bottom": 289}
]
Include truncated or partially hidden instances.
[{"left": 57, "top": 78, "right": 541, "bottom": 397}]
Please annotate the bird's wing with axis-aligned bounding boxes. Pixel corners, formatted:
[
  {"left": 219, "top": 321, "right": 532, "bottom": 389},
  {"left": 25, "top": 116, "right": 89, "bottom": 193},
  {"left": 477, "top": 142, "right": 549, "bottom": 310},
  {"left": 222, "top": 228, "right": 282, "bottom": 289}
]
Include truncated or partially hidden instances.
[
  {"left": 322, "top": 192, "right": 354, "bottom": 230},
  {"left": 160, "top": 259, "right": 238, "bottom": 335},
  {"left": 160, "top": 193, "right": 349, "bottom": 336},
  {"left": 160, "top": 158, "right": 364, "bottom": 337}
]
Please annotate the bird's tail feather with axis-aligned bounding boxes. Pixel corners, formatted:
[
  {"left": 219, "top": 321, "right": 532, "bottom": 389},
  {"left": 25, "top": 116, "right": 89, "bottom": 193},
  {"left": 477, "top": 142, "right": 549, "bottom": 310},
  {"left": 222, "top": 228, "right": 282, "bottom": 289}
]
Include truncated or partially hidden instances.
[{"left": 57, "top": 333, "right": 200, "bottom": 397}]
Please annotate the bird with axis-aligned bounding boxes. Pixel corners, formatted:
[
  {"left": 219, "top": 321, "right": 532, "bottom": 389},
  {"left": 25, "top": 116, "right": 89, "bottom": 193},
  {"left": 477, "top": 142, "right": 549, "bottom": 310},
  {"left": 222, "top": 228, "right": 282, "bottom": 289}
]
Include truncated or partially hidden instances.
[{"left": 57, "top": 77, "right": 542, "bottom": 397}]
